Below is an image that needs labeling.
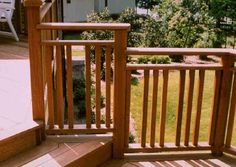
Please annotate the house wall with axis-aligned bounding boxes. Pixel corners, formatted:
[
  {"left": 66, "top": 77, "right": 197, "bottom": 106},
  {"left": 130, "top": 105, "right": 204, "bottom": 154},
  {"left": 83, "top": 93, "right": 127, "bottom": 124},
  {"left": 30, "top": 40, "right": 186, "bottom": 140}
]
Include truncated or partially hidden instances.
[
  {"left": 108, "top": 0, "right": 135, "bottom": 14},
  {"left": 63, "top": 0, "right": 94, "bottom": 22}
]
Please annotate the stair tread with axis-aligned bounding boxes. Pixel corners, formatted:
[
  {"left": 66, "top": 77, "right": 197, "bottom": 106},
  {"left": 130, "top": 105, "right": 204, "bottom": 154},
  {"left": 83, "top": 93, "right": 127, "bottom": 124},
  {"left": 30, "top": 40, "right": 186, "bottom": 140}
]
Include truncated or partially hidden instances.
[{"left": 0, "top": 134, "right": 112, "bottom": 167}]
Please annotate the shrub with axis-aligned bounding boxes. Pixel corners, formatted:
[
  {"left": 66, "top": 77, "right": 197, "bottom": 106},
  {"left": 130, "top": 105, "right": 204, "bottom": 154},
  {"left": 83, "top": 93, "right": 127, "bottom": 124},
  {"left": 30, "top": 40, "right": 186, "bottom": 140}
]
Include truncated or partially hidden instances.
[
  {"left": 150, "top": 56, "right": 171, "bottom": 64},
  {"left": 137, "top": 56, "right": 150, "bottom": 64},
  {"left": 131, "top": 76, "right": 139, "bottom": 86},
  {"left": 169, "top": 55, "right": 184, "bottom": 62},
  {"left": 129, "top": 133, "right": 135, "bottom": 143}
]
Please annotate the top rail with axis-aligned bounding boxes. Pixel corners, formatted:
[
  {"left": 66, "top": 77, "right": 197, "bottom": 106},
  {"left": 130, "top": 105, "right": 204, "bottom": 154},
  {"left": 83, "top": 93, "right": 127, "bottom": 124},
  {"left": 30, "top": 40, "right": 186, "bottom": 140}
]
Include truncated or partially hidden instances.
[
  {"left": 37, "top": 23, "right": 131, "bottom": 31},
  {"left": 127, "top": 47, "right": 236, "bottom": 56}
]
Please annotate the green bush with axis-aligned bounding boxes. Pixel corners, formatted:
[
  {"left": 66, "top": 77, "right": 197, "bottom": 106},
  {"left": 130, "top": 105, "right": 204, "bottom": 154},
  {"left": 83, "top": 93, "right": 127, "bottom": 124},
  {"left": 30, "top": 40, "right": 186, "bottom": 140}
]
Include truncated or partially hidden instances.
[
  {"left": 169, "top": 55, "right": 183, "bottom": 62},
  {"left": 150, "top": 56, "right": 171, "bottom": 64},
  {"left": 137, "top": 56, "right": 150, "bottom": 64},
  {"left": 129, "top": 133, "right": 135, "bottom": 143},
  {"left": 131, "top": 76, "right": 139, "bottom": 86}
]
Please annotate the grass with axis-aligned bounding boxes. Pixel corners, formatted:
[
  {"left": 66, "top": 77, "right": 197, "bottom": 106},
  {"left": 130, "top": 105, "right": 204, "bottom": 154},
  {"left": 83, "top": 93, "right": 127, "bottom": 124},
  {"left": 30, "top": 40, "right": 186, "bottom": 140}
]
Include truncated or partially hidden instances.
[{"left": 130, "top": 70, "right": 236, "bottom": 146}]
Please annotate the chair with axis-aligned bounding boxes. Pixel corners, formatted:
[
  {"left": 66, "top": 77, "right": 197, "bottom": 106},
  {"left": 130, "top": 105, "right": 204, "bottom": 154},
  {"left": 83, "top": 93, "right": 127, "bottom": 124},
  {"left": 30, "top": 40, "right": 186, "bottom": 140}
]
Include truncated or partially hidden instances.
[{"left": 0, "top": 0, "right": 19, "bottom": 41}]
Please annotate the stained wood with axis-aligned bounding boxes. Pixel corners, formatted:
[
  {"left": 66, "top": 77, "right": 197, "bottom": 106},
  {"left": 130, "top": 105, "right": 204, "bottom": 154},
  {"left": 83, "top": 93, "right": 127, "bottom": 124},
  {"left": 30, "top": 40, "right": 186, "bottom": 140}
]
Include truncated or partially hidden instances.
[
  {"left": 124, "top": 71, "right": 131, "bottom": 148},
  {"left": 184, "top": 70, "right": 195, "bottom": 146},
  {"left": 42, "top": 40, "right": 114, "bottom": 46},
  {"left": 150, "top": 70, "right": 159, "bottom": 147},
  {"left": 40, "top": 0, "right": 56, "bottom": 21},
  {"left": 160, "top": 70, "right": 169, "bottom": 147},
  {"left": 55, "top": 45, "right": 64, "bottom": 129},
  {"left": 209, "top": 71, "right": 222, "bottom": 145},
  {"left": 37, "top": 23, "right": 131, "bottom": 30},
  {"left": 126, "top": 142, "right": 211, "bottom": 153},
  {"left": 225, "top": 72, "right": 236, "bottom": 147},
  {"left": 141, "top": 70, "right": 150, "bottom": 147},
  {"left": 193, "top": 70, "right": 205, "bottom": 146},
  {"left": 85, "top": 46, "right": 92, "bottom": 128},
  {"left": 95, "top": 46, "right": 101, "bottom": 128},
  {"left": 213, "top": 55, "right": 234, "bottom": 155},
  {"left": 126, "top": 64, "right": 222, "bottom": 70},
  {"left": 176, "top": 70, "right": 186, "bottom": 146},
  {"left": 66, "top": 45, "right": 73, "bottom": 129},
  {"left": 127, "top": 47, "right": 234, "bottom": 56},
  {"left": 45, "top": 46, "right": 54, "bottom": 129},
  {"left": 113, "top": 30, "right": 128, "bottom": 158},
  {"left": 105, "top": 46, "right": 111, "bottom": 128}
]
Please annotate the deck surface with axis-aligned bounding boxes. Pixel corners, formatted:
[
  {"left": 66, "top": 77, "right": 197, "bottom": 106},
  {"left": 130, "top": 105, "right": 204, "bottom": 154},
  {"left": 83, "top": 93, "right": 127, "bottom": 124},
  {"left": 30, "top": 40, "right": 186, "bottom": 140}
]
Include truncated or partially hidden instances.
[
  {"left": 102, "top": 152, "right": 236, "bottom": 167},
  {"left": 0, "top": 36, "right": 32, "bottom": 137}
]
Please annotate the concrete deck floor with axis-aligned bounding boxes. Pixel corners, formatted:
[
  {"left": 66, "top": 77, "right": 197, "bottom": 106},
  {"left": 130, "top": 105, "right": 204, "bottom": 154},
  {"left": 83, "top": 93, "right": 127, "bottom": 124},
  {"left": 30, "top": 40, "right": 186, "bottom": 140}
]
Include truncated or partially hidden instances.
[{"left": 0, "top": 36, "right": 33, "bottom": 137}]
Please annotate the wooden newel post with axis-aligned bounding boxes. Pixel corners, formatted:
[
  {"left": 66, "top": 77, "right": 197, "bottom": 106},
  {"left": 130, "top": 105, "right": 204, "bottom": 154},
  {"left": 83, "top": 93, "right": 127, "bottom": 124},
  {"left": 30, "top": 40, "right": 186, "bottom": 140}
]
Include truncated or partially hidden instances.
[
  {"left": 212, "top": 54, "right": 234, "bottom": 156},
  {"left": 24, "top": 1, "right": 45, "bottom": 122},
  {"left": 113, "top": 29, "right": 129, "bottom": 158}
]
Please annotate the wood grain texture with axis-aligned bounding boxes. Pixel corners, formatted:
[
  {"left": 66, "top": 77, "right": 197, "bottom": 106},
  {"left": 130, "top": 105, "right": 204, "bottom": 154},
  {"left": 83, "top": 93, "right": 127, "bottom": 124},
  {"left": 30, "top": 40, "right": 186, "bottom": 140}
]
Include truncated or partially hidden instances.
[
  {"left": 45, "top": 45, "right": 54, "bottom": 129},
  {"left": 225, "top": 72, "right": 236, "bottom": 147},
  {"left": 95, "top": 46, "right": 101, "bottom": 128},
  {"left": 159, "top": 70, "right": 169, "bottom": 147},
  {"left": 55, "top": 45, "right": 64, "bottom": 129},
  {"left": 193, "top": 70, "right": 205, "bottom": 146},
  {"left": 124, "top": 71, "right": 131, "bottom": 148},
  {"left": 127, "top": 47, "right": 235, "bottom": 56},
  {"left": 209, "top": 71, "right": 222, "bottom": 146},
  {"left": 85, "top": 46, "right": 92, "bottom": 128},
  {"left": 105, "top": 46, "right": 112, "bottom": 128},
  {"left": 213, "top": 55, "right": 234, "bottom": 155},
  {"left": 141, "top": 70, "right": 150, "bottom": 147},
  {"left": 66, "top": 45, "right": 73, "bottom": 129},
  {"left": 37, "top": 23, "right": 130, "bottom": 30},
  {"left": 113, "top": 30, "right": 128, "bottom": 158},
  {"left": 176, "top": 70, "right": 186, "bottom": 146},
  {"left": 184, "top": 70, "right": 195, "bottom": 146},
  {"left": 150, "top": 70, "right": 159, "bottom": 147}
]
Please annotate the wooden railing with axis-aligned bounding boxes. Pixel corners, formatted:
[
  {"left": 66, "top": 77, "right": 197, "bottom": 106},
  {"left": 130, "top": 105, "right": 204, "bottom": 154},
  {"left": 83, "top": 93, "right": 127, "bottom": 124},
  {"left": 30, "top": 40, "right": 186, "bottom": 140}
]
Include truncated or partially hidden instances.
[
  {"left": 24, "top": 0, "right": 236, "bottom": 158},
  {"left": 125, "top": 48, "right": 236, "bottom": 156}
]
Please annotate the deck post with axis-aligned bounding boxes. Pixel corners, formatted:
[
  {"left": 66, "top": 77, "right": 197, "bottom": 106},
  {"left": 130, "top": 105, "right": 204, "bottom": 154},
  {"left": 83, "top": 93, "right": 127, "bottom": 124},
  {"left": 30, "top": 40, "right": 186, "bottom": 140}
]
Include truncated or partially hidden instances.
[
  {"left": 113, "top": 29, "right": 129, "bottom": 158},
  {"left": 24, "top": 0, "right": 45, "bottom": 140},
  {"left": 212, "top": 54, "right": 234, "bottom": 156}
]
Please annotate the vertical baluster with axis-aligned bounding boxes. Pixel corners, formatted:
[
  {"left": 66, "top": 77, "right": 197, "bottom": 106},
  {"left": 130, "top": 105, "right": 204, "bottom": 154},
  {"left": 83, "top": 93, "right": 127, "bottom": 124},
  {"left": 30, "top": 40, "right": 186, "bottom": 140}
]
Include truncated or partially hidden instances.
[
  {"left": 150, "top": 70, "right": 159, "bottom": 147},
  {"left": 160, "top": 70, "right": 169, "bottom": 147},
  {"left": 56, "top": 45, "right": 64, "bottom": 129},
  {"left": 226, "top": 72, "right": 236, "bottom": 147},
  {"left": 95, "top": 46, "right": 101, "bottom": 128},
  {"left": 176, "top": 70, "right": 186, "bottom": 146},
  {"left": 66, "top": 45, "right": 73, "bottom": 129},
  {"left": 141, "top": 70, "right": 150, "bottom": 147},
  {"left": 209, "top": 71, "right": 222, "bottom": 145},
  {"left": 85, "top": 46, "right": 92, "bottom": 128},
  {"left": 124, "top": 71, "right": 131, "bottom": 148},
  {"left": 184, "top": 70, "right": 195, "bottom": 146},
  {"left": 193, "top": 70, "right": 205, "bottom": 146},
  {"left": 105, "top": 46, "right": 111, "bottom": 128},
  {"left": 45, "top": 45, "right": 54, "bottom": 129}
]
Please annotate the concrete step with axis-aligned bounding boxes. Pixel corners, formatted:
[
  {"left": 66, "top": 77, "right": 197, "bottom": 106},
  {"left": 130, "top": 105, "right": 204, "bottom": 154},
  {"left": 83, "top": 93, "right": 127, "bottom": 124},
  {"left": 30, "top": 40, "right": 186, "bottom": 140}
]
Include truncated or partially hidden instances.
[{"left": 0, "top": 134, "right": 113, "bottom": 167}]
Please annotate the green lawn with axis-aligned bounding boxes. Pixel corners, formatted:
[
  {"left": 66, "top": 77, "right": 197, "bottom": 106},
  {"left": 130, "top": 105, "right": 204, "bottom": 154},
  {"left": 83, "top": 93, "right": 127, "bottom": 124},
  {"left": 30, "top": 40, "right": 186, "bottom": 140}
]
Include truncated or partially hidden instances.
[{"left": 130, "top": 70, "right": 236, "bottom": 146}]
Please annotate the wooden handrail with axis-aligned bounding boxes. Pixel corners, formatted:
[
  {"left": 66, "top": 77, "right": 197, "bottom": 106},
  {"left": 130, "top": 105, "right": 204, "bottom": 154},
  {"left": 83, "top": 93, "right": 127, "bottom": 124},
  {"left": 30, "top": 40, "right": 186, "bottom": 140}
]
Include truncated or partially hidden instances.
[
  {"left": 127, "top": 47, "right": 236, "bottom": 56},
  {"left": 126, "top": 64, "right": 223, "bottom": 70},
  {"left": 37, "top": 23, "right": 131, "bottom": 31},
  {"left": 42, "top": 40, "right": 114, "bottom": 46}
]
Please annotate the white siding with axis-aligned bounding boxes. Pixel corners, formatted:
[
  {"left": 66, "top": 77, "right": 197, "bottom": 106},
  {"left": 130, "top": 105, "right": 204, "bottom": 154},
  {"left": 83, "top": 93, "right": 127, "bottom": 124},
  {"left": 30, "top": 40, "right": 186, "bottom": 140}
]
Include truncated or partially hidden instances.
[
  {"left": 63, "top": 0, "right": 94, "bottom": 22},
  {"left": 108, "top": 0, "right": 135, "bottom": 14}
]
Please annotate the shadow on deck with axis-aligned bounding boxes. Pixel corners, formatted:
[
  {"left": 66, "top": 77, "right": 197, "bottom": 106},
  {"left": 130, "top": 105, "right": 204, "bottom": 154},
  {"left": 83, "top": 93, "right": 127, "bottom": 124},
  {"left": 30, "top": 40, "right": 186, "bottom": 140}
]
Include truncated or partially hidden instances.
[{"left": 102, "top": 152, "right": 236, "bottom": 167}]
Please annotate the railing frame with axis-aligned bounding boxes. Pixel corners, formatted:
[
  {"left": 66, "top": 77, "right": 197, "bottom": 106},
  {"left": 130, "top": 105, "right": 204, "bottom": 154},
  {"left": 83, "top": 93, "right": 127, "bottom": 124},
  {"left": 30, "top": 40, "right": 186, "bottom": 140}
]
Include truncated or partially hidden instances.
[{"left": 24, "top": 0, "right": 236, "bottom": 158}]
